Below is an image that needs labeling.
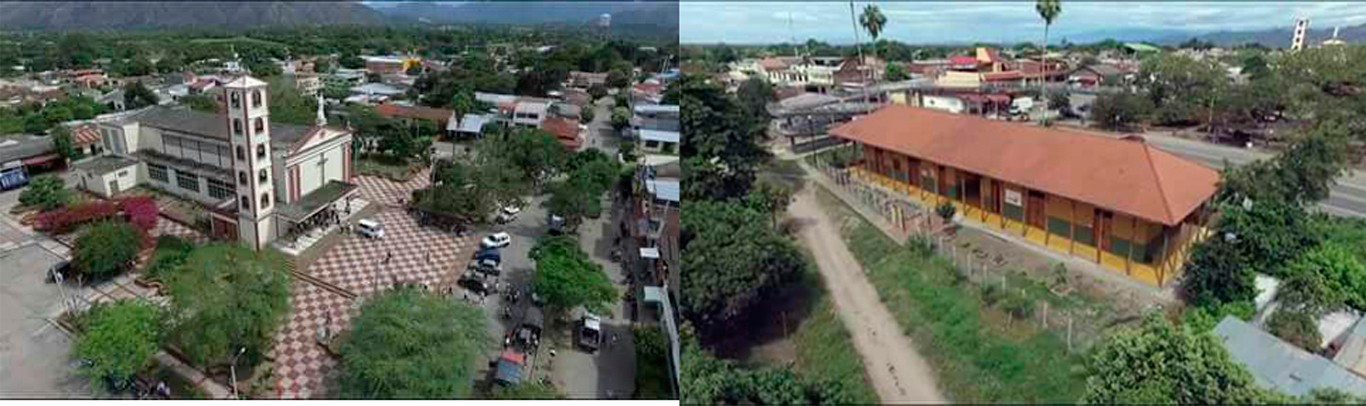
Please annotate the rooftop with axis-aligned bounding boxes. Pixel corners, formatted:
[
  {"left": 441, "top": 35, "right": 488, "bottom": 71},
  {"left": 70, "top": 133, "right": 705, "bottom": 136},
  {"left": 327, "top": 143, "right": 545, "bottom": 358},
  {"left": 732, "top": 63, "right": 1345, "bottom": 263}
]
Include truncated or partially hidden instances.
[
  {"left": 70, "top": 155, "right": 138, "bottom": 176},
  {"left": 639, "top": 129, "right": 680, "bottom": 144},
  {"left": 1214, "top": 316, "right": 1366, "bottom": 397},
  {"left": 0, "top": 134, "right": 54, "bottom": 164},
  {"left": 829, "top": 105, "right": 1219, "bottom": 226},
  {"left": 646, "top": 178, "right": 680, "bottom": 203},
  {"left": 125, "top": 107, "right": 318, "bottom": 148},
  {"left": 278, "top": 180, "right": 359, "bottom": 221},
  {"left": 375, "top": 103, "right": 454, "bottom": 123}
]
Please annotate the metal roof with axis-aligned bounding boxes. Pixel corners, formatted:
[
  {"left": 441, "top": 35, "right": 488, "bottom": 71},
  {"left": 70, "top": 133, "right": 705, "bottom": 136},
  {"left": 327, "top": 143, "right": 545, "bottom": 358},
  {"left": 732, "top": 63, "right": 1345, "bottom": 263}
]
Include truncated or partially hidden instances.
[
  {"left": 646, "top": 178, "right": 680, "bottom": 203},
  {"left": 0, "top": 134, "right": 54, "bottom": 165},
  {"left": 1214, "top": 316, "right": 1366, "bottom": 397},
  {"left": 456, "top": 114, "right": 493, "bottom": 133},
  {"left": 632, "top": 104, "right": 679, "bottom": 115},
  {"left": 638, "top": 129, "right": 679, "bottom": 144},
  {"left": 349, "top": 83, "right": 404, "bottom": 96},
  {"left": 70, "top": 155, "right": 138, "bottom": 176},
  {"left": 277, "top": 180, "right": 359, "bottom": 221}
]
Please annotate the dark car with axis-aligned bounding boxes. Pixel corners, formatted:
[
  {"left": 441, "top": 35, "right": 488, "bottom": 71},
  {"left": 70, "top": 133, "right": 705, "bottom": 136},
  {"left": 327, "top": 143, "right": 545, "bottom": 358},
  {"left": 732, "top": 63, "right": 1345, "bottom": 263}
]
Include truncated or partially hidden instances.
[
  {"left": 46, "top": 260, "right": 73, "bottom": 283},
  {"left": 474, "top": 247, "right": 501, "bottom": 263},
  {"left": 458, "top": 271, "right": 493, "bottom": 295}
]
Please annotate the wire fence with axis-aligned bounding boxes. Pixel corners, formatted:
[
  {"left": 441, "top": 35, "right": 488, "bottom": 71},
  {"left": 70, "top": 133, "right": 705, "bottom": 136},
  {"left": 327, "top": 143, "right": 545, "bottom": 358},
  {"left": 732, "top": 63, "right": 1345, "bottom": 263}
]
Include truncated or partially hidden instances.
[{"left": 808, "top": 152, "right": 1117, "bottom": 352}]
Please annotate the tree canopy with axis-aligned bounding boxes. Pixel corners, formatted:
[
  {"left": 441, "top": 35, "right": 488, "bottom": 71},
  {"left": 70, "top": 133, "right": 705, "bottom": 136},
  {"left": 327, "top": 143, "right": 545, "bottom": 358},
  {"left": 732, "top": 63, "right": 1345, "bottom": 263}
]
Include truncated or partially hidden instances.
[
  {"left": 165, "top": 244, "right": 290, "bottom": 368},
  {"left": 530, "top": 235, "right": 616, "bottom": 313},
  {"left": 73, "top": 221, "right": 144, "bottom": 281},
  {"left": 75, "top": 299, "right": 162, "bottom": 392},
  {"left": 18, "top": 174, "right": 72, "bottom": 211},
  {"left": 340, "top": 287, "right": 488, "bottom": 399},
  {"left": 1083, "top": 314, "right": 1273, "bottom": 404}
]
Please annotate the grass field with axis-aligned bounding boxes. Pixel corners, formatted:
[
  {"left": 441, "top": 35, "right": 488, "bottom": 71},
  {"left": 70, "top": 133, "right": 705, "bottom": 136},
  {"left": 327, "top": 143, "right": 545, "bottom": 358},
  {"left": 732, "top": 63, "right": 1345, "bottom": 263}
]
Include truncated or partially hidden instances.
[
  {"left": 790, "top": 293, "right": 879, "bottom": 404},
  {"left": 815, "top": 186, "right": 1087, "bottom": 403},
  {"left": 355, "top": 156, "right": 421, "bottom": 182}
]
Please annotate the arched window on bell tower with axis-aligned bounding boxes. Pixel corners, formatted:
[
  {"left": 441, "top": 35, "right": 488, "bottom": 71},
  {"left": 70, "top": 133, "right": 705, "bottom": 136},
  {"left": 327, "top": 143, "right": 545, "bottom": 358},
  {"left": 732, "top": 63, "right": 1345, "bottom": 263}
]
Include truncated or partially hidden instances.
[
  {"left": 230, "top": 91, "right": 241, "bottom": 109},
  {"left": 254, "top": 117, "right": 264, "bottom": 135},
  {"left": 252, "top": 90, "right": 262, "bottom": 108}
]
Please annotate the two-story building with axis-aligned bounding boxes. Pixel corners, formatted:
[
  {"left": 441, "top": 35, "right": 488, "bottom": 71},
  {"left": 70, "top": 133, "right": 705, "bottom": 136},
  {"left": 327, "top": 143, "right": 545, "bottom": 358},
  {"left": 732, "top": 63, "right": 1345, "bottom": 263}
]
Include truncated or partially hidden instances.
[{"left": 74, "top": 76, "right": 357, "bottom": 250}]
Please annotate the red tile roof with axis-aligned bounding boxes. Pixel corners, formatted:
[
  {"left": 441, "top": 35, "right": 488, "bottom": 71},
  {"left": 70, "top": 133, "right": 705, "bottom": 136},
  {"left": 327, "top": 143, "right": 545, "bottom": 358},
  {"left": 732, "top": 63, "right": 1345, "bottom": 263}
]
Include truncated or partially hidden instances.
[
  {"left": 542, "top": 117, "right": 582, "bottom": 149},
  {"left": 829, "top": 105, "right": 1219, "bottom": 225},
  {"left": 982, "top": 71, "right": 1025, "bottom": 81},
  {"left": 949, "top": 55, "right": 979, "bottom": 66},
  {"left": 71, "top": 124, "right": 102, "bottom": 146},
  {"left": 375, "top": 103, "right": 454, "bottom": 123}
]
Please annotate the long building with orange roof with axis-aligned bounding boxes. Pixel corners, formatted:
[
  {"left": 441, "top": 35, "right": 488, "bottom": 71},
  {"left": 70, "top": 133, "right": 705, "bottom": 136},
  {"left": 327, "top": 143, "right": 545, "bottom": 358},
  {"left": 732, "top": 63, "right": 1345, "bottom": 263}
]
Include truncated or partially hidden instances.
[{"left": 828, "top": 105, "right": 1220, "bottom": 286}]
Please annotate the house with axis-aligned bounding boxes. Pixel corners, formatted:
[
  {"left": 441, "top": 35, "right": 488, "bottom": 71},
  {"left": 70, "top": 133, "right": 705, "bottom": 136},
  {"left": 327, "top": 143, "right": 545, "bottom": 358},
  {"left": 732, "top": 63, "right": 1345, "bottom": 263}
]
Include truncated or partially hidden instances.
[
  {"left": 1214, "top": 316, "right": 1366, "bottom": 398},
  {"left": 363, "top": 56, "right": 416, "bottom": 75},
  {"left": 830, "top": 105, "right": 1219, "bottom": 286},
  {"left": 78, "top": 75, "right": 358, "bottom": 250},
  {"left": 1122, "top": 42, "right": 1162, "bottom": 57},
  {"left": 68, "top": 123, "right": 107, "bottom": 157},
  {"left": 833, "top": 55, "right": 886, "bottom": 87},
  {"left": 632, "top": 81, "right": 666, "bottom": 105},
  {"left": 1069, "top": 64, "right": 1131, "bottom": 89},
  {"left": 541, "top": 116, "right": 582, "bottom": 150},
  {"left": 291, "top": 73, "right": 323, "bottom": 97},
  {"left": 324, "top": 69, "right": 366, "bottom": 90},
  {"left": 512, "top": 99, "right": 550, "bottom": 128},
  {"left": 948, "top": 55, "right": 980, "bottom": 71},
  {"left": 453, "top": 113, "right": 495, "bottom": 138},
  {"left": 348, "top": 83, "right": 405, "bottom": 99},
  {"left": 377, "top": 102, "right": 456, "bottom": 136},
  {"left": 568, "top": 71, "right": 609, "bottom": 89},
  {"left": 638, "top": 129, "right": 679, "bottom": 154},
  {"left": 632, "top": 104, "right": 680, "bottom": 133}
]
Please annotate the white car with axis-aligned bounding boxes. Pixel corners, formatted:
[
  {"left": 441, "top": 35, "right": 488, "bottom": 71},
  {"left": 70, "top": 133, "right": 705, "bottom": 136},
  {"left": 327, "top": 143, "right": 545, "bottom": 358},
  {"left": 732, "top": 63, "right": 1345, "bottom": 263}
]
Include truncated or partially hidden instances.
[
  {"left": 482, "top": 232, "right": 512, "bottom": 249},
  {"left": 356, "top": 219, "right": 384, "bottom": 239},
  {"left": 496, "top": 206, "right": 522, "bottom": 224}
]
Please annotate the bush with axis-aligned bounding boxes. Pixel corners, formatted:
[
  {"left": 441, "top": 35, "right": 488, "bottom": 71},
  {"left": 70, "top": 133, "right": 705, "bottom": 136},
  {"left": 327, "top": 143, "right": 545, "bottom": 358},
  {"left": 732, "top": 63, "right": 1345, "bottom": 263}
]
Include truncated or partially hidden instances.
[
  {"left": 979, "top": 284, "right": 1004, "bottom": 306},
  {"left": 18, "top": 174, "right": 72, "bottom": 211},
  {"left": 35, "top": 201, "right": 118, "bottom": 234},
  {"left": 166, "top": 244, "right": 290, "bottom": 369},
  {"left": 73, "top": 221, "right": 145, "bottom": 281},
  {"left": 143, "top": 236, "right": 194, "bottom": 282},
  {"left": 117, "top": 196, "right": 159, "bottom": 232},
  {"left": 579, "top": 107, "right": 595, "bottom": 123},
  {"left": 936, "top": 201, "right": 957, "bottom": 222},
  {"left": 1267, "top": 309, "right": 1322, "bottom": 352},
  {"left": 1000, "top": 293, "right": 1036, "bottom": 320},
  {"left": 340, "top": 287, "right": 487, "bottom": 399},
  {"left": 75, "top": 300, "right": 162, "bottom": 393},
  {"left": 492, "top": 383, "right": 562, "bottom": 400}
]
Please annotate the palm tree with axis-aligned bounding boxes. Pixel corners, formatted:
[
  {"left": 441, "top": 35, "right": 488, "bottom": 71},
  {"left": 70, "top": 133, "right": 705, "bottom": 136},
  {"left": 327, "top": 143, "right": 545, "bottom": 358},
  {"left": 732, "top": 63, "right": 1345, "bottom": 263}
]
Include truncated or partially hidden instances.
[
  {"left": 859, "top": 4, "right": 887, "bottom": 75},
  {"left": 1035, "top": 0, "right": 1061, "bottom": 124}
]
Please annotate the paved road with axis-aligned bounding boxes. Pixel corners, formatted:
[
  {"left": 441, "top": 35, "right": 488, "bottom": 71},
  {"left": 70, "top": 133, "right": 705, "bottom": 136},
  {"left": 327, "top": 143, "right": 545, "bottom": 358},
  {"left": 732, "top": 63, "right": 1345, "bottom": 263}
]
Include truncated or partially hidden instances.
[
  {"left": 1113, "top": 129, "right": 1366, "bottom": 218},
  {"left": 789, "top": 185, "right": 946, "bottom": 404},
  {"left": 582, "top": 97, "right": 618, "bottom": 153},
  {"left": 0, "top": 188, "right": 94, "bottom": 398}
]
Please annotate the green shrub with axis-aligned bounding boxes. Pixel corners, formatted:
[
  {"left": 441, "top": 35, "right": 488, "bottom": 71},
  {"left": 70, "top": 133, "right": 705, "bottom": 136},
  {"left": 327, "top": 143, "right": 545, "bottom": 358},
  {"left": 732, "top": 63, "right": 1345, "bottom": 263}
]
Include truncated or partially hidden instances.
[
  {"left": 936, "top": 201, "right": 957, "bottom": 222},
  {"left": 1267, "top": 309, "right": 1321, "bottom": 352},
  {"left": 75, "top": 300, "right": 162, "bottom": 392},
  {"left": 19, "top": 174, "right": 72, "bottom": 211},
  {"left": 980, "top": 284, "right": 1004, "bottom": 306},
  {"left": 1000, "top": 293, "right": 1036, "bottom": 320},
  {"left": 73, "top": 221, "right": 144, "bottom": 281}
]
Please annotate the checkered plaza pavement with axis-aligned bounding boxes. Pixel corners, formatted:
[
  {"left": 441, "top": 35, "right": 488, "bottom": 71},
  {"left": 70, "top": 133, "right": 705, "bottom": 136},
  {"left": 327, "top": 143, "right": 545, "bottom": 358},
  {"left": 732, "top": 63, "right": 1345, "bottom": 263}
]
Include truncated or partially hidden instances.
[
  {"left": 269, "top": 282, "right": 356, "bottom": 399},
  {"left": 270, "top": 172, "right": 475, "bottom": 399},
  {"left": 354, "top": 168, "right": 431, "bottom": 207}
]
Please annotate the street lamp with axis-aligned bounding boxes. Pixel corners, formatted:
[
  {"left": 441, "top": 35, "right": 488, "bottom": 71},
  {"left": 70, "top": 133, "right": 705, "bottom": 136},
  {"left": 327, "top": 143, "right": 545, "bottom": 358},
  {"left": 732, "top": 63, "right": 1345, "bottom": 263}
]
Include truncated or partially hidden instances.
[{"left": 229, "top": 347, "right": 246, "bottom": 399}]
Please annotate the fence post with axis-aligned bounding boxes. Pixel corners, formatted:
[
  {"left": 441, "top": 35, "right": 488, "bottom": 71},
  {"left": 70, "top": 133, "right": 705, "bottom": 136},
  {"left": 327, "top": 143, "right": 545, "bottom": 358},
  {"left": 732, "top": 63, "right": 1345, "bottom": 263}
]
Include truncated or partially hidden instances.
[
  {"left": 1067, "top": 315, "right": 1074, "bottom": 352},
  {"left": 1041, "top": 301, "right": 1048, "bottom": 328}
]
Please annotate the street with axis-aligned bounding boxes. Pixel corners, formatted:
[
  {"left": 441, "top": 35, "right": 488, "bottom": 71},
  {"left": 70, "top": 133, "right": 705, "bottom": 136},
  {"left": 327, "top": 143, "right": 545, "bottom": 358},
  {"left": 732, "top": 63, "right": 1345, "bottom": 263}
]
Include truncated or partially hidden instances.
[{"left": 0, "top": 187, "right": 94, "bottom": 398}]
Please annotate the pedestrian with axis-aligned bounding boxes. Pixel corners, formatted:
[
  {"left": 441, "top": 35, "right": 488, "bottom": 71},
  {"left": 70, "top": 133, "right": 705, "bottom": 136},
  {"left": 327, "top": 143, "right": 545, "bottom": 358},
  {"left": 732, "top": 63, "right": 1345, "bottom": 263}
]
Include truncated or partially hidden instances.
[
  {"left": 426, "top": 252, "right": 431, "bottom": 263},
  {"left": 385, "top": 251, "right": 393, "bottom": 264}
]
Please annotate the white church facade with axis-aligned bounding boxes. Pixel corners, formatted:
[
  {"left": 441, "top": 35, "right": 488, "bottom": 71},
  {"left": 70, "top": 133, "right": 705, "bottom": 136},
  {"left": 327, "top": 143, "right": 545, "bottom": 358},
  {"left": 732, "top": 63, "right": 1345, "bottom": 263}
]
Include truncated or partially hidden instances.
[{"left": 73, "top": 75, "right": 357, "bottom": 250}]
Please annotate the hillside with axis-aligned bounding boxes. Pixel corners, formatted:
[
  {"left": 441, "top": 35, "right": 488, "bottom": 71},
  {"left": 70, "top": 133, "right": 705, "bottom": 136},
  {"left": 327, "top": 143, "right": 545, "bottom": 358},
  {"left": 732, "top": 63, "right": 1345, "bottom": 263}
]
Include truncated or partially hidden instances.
[
  {"left": 372, "top": 1, "right": 678, "bottom": 34},
  {"left": 0, "top": 1, "right": 388, "bottom": 31},
  {"left": 1157, "top": 23, "right": 1366, "bottom": 48}
]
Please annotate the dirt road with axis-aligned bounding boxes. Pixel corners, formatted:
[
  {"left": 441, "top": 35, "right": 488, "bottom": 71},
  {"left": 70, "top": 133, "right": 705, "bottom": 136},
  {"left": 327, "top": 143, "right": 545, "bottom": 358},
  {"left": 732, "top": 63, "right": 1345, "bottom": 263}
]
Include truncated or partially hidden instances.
[{"left": 790, "top": 186, "right": 947, "bottom": 404}]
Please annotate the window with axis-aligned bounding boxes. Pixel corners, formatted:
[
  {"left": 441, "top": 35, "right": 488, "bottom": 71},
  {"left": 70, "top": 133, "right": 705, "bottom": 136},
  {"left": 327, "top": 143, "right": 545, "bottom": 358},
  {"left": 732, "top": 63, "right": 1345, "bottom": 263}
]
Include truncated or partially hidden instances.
[
  {"left": 233, "top": 118, "right": 243, "bottom": 136},
  {"left": 176, "top": 171, "right": 199, "bottom": 192},
  {"left": 258, "top": 169, "right": 268, "bottom": 184},
  {"left": 1073, "top": 226, "right": 1096, "bottom": 246},
  {"left": 260, "top": 193, "right": 270, "bottom": 209},
  {"left": 117, "top": 170, "right": 128, "bottom": 177},
  {"left": 238, "top": 171, "right": 248, "bottom": 186},
  {"left": 1003, "top": 203, "right": 1024, "bottom": 221},
  {"left": 148, "top": 164, "right": 169, "bottom": 183},
  {"left": 207, "top": 178, "right": 234, "bottom": 200},
  {"left": 230, "top": 91, "right": 241, "bottom": 109},
  {"left": 256, "top": 144, "right": 266, "bottom": 160},
  {"left": 236, "top": 146, "right": 246, "bottom": 161},
  {"left": 252, "top": 90, "right": 262, "bottom": 108},
  {"left": 1046, "top": 217, "right": 1072, "bottom": 237},
  {"left": 254, "top": 117, "right": 264, "bottom": 135},
  {"left": 1107, "top": 238, "right": 1132, "bottom": 258},
  {"left": 240, "top": 196, "right": 250, "bottom": 210},
  {"left": 644, "top": 140, "right": 660, "bottom": 149}
]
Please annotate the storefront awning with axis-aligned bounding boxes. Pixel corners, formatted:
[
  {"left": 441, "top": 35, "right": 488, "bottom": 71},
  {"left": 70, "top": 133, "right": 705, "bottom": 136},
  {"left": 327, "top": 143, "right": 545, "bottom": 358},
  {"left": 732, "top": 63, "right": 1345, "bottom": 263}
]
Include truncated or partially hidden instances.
[
  {"left": 278, "top": 180, "right": 359, "bottom": 221},
  {"left": 639, "top": 247, "right": 660, "bottom": 259}
]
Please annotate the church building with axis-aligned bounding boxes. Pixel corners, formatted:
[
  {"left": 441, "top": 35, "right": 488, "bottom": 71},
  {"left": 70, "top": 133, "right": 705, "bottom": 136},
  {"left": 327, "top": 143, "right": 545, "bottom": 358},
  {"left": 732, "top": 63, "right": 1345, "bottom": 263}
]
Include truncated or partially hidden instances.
[{"left": 73, "top": 75, "right": 357, "bottom": 250}]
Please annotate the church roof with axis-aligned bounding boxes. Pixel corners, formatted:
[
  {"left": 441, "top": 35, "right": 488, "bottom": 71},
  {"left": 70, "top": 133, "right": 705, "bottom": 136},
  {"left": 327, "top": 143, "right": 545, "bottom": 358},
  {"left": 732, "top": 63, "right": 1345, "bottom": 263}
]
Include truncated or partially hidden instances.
[
  {"left": 129, "top": 107, "right": 322, "bottom": 148},
  {"left": 223, "top": 75, "right": 268, "bottom": 88}
]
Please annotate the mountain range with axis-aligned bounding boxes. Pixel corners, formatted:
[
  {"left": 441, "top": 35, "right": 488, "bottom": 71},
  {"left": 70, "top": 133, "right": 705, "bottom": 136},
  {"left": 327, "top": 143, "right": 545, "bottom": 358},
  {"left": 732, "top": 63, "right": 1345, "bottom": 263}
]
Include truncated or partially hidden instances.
[
  {"left": 0, "top": 1, "right": 388, "bottom": 30},
  {"left": 0, "top": 0, "right": 679, "bottom": 36}
]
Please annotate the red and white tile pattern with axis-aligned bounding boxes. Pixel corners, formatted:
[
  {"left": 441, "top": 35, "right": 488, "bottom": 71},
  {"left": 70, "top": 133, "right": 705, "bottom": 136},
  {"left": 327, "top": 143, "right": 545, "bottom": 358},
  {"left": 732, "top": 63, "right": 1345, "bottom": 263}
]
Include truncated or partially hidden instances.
[{"left": 269, "top": 173, "right": 474, "bottom": 399}]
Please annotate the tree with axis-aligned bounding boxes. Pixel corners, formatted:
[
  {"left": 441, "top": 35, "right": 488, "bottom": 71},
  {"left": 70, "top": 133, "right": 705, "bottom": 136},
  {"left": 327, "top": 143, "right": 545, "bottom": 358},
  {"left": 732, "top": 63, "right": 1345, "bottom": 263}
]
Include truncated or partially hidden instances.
[
  {"left": 483, "top": 128, "right": 569, "bottom": 186},
  {"left": 73, "top": 221, "right": 143, "bottom": 281},
  {"left": 1036, "top": 0, "right": 1062, "bottom": 124},
  {"left": 267, "top": 79, "right": 320, "bottom": 126},
  {"left": 1139, "top": 54, "right": 1227, "bottom": 126},
  {"left": 859, "top": 4, "right": 888, "bottom": 53},
  {"left": 340, "top": 287, "right": 487, "bottom": 399},
  {"left": 51, "top": 125, "right": 79, "bottom": 161},
  {"left": 1089, "top": 90, "right": 1151, "bottom": 131},
  {"left": 682, "top": 327, "right": 861, "bottom": 404},
  {"left": 1266, "top": 308, "right": 1322, "bottom": 352},
  {"left": 180, "top": 94, "right": 219, "bottom": 113},
  {"left": 610, "top": 107, "right": 631, "bottom": 132},
  {"left": 682, "top": 200, "right": 806, "bottom": 339},
  {"left": 75, "top": 299, "right": 161, "bottom": 392},
  {"left": 606, "top": 69, "right": 631, "bottom": 89},
  {"left": 742, "top": 180, "right": 793, "bottom": 228},
  {"left": 579, "top": 107, "right": 595, "bottom": 123},
  {"left": 312, "top": 58, "right": 332, "bottom": 74},
  {"left": 123, "top": 81, "right": 159, "bottom": 109},
  {"left": 884, "top": 63, "right": 909, "bottom": 81},
  {"left": 531, "top": 236, "right": 616, "bottom": 313},
  {"left": 545, "top": 177, "right": 600, "bottom": 231},
  {"left": 166, "top": 244, "right": 290, "bottom": 368},
  {"left": 736, "top": 76, "right": 773, "bottom": 118},
  {"left": 587, "top": 84, "right": 608, "bottom": 100},
  {"left": 1286, "top": 243, "right": 1366, "bottom": 311},
  {"left": 1083, "top": 313, "right": 1271, "bottom": 404},
  {"left": 339, "top": 54, "right": 364, "bottom": 69}
]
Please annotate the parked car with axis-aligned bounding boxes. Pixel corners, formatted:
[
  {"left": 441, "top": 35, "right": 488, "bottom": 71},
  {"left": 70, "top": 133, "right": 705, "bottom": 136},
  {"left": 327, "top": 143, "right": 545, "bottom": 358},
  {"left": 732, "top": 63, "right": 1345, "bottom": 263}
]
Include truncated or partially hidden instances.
[
  {"left": 474, "top": 247, "right": 501, "bottom": 263},
  {"left": 481, "top": 232, "right": 512, "bottom": 249},
  {"left": 468, "top": 258, "right": 502, "bottom": 276},
  {"left": 576, "top": 313, "right": 603, "bottom": 352},
  {"left": 46, "top": 260, "right": 72, "bottom": 283},
  {"left": 495, "top": 206, "right": 521, "bottom": 224},
  {"left": 492, "top": 349, "right": 527, "bottom": 387},
  {"left": 548, "top": 214, "right": 566, "bottom": 234},
  {"left": 356, "top": 219, "right": 385, "bottom": 239},
  {"left": 458, "top": 271, "right": 493, "bottom": 295},
  {"left": 506, "top": 306, "right": 544, "bottom": 351}
]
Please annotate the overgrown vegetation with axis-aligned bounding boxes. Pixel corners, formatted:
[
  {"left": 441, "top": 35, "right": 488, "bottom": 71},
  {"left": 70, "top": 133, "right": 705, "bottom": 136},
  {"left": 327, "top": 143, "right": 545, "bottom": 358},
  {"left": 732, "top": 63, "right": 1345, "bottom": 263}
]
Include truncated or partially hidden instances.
[
  {"left": 165, "top": 244, "right": 290, "bottom": 369},
  {"left": 339, "top": 287, "right": 488, "bottom": 399},
  {"left": 74, "top": 299, "right": 163, "bottom": 393},
  {"left": 72, "top": 221, "right": 145, "bottom": 281}
]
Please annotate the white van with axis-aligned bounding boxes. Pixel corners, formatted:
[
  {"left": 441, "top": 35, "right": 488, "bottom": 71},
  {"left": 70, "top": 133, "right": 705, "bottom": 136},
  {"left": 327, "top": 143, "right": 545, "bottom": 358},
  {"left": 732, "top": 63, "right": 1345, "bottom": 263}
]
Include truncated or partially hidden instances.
[{"left": 356, "top": 219, "right": 384, "bottom": 239}]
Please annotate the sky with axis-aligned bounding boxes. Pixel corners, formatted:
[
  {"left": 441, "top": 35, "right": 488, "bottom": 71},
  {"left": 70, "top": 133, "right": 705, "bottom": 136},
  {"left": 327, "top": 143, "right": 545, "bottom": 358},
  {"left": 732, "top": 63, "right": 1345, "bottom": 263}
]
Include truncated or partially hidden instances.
[{"left": 680, "top": 2, "right": 1366, "bottom": 44}]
